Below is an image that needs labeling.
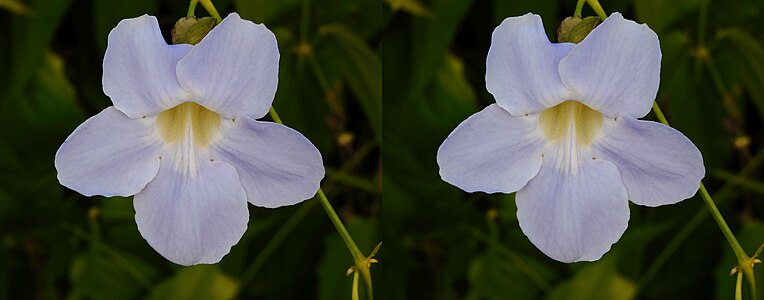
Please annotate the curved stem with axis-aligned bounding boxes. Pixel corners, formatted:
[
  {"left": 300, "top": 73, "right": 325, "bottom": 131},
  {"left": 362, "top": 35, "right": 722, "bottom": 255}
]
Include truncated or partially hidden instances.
[
  {"left": 574, "top": 0, "right": 585, "bottom": 18},
  {"left": 585, "top": 0, "right": 608, "bottom": 21},
  {"left": 198, "top": 0, "right": 222, "bottom": 23},
  {"left": 653, "top": 102, "right": 750, "bottom": 263},
  {"left": 187, "top": 0, "right": 199, "bottom": 17}
]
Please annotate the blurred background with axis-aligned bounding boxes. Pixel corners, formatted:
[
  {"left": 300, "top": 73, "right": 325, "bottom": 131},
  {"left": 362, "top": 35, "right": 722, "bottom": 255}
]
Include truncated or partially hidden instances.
[
  {"left": 0, "top": 0, "right": 380, "bottom": 299},
  {"left": 381, "top": 0, "right": 764, "bottom": 299}
]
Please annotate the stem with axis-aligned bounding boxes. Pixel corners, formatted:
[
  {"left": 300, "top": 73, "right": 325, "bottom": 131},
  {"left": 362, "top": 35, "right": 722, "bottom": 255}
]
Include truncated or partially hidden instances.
[
  {"left": 268, "top": 107, "right": 372, "bottom": 299},
  {"left": 187, "top": 0, "right": 199, "bottom": 17},
  {"left": 199, "top": 0, "right": 222, "bottom": 23},
  {"left": 574, "top": 0, "right": 585, "bottom": 18},
  {"left": 736, "top": 272, "right": 744, "bottom": 300},
  {"left": 652, "top": 102, "right": 750, "bottom": 262},
  {"left": 585, "top": 0, "right": 608, "bottom": 21},
  {"left": 352, "top": 272, "right": 360, "bottom": 300}
]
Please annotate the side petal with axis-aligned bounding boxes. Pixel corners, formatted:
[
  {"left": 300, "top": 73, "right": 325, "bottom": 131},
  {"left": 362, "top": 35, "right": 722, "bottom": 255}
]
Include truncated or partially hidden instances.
[
  {"left": 516, "top": 146, "right": 630, "bottom": 262},
  {"left": 559, "top": 12, "right": 661, "bottom": 118},
  {"left": 134, "top": 153, "right": 249, "bottom": 265},
  {"left": 55, "top": 107, "right": 162, "bottom": 197},
  {"left": 437, "top": 104, "right": 545, "bottom": 193},
  {"left": 177, "top": 13, "right": 279, "bottom": 119},
  {"left": 103, "top": 15, "right": 192, "bottom": 118},
  {"left": 210, "top": 118, "right": 324, "bottom": 208},
  {"left": 593, "top": 116, "right": 705, "bottom": 206},
  {"left": 486, "top": 13, "right": 575, "bottom": 116}
]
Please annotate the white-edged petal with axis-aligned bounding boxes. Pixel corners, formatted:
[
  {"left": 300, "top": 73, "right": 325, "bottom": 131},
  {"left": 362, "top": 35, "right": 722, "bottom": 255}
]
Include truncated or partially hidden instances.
[
  {"left": 437, "top": 104, "right": 545, "bottom": 193},
  {"left": 516, "top": 146, "right": 629, "bottom": 262},
  {"left": 134, "top": 152, "right": 248, "bottom": 265},
  {"left": 593, "top": 116, "right": 704, "bottom": 206},
  {"left": 559, "top": 12, "right": 661, "bottom": 118},
  {"left": 177, "top": 13, "right": 279, "bottom": 119},
  {"left": 211, "top": 118, "right": 324, "bottom": 208},
  {"left": 486, "top": 13, "right": 575, "bottom": 116},
  {"left": 103, "top": 15, "right": 192, "bottom": 118},
  {"left": 55, "top": 107, "right": 161, "bottom": 197}
]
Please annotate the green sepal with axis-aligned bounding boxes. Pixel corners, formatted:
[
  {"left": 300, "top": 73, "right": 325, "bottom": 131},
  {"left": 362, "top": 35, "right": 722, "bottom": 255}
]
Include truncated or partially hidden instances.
[
  {"left": 557, "top": 16, "right": 600, "bottom": 44},
  {"left": 171, "top": 16, "right": 216, "bottom": 45}
]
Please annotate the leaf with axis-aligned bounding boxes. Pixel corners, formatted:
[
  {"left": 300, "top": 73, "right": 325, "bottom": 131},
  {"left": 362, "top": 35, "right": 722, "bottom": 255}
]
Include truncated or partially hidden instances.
[
  {"left": 467, "top": 250, "right": 554, "bottom": 300},
  {"left": 147, "top": 265, "right": 238, "bottom": 300},
  {"left": 70, "top": 247, "right": 158, "bottom": 300},
  {"left": 233, "top": 0, "right": 301, "bottom": 23},
  {"left": 93, "top": 0, "right": 159, "bottom": 53},
  {"left": 383, "top": 0, "right": 431, "bottom": 17},
  {"left": 547, "top": 256, "right": 636, "bottom": 300},
  {"left": 320, "top": 24, "right": 382, "bottom": 141},
  {"left": 633, "top": 0, "right": 699, "bottom": 34},
  {"left": 718, "top": 28, "right": 764, "bottom": 119}
]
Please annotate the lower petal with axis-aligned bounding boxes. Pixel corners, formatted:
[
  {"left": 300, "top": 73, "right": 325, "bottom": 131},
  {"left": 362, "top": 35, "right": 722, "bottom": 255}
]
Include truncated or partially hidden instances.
[
  {"left": 133, "top": 152, "right": 249, "bottom": 265},
  {"left": 55, "top": 107, "right": 161, "bottom": 197},
  {"left": 593, "top": 116, "right": 705, "bottom": 206},
  {"left": 437, "top": 104, "right": 545, "bottom": 193},
  {"left": 210, "top": 118, "right": 324, "bottom": 208},
  {"left": 516, "top": 146, "right": 629, "bottom": 262}
]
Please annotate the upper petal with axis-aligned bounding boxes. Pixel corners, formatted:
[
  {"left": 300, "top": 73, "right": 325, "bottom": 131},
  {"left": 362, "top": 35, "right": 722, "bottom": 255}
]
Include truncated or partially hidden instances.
[
  {"left": 559, "top": 12, "right": 661, "bottom": 118},
  {"left": 55, "top": 107, "right": 162, "bottom": 197},
  {"left": 592, "top": 116, "right": 705, "bottom": 206},
  {"left": 516, "top": 145, "right": 630, "bottom": 262},
  {"left": 210, "top": 118, "right": 324, "bottom": 208},
  {"left": 486, "top": 13, "right": 575, "bottom": 116},
  {"left": 177, "top": 13, "right": 279, "bottom": 120},
  {"left": 133, "top": 151, "right": 249, "bottom": 265},
  {"left": 437, "top": 104, "right": 545, "bottom": 193},
  {"left": 103, "top": 15, "right": 192, "bottom": 118}
]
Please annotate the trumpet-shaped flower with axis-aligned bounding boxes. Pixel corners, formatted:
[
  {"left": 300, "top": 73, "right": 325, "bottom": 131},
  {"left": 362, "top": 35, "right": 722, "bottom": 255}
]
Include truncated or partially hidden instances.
[
  {"left": 55, "top": 13, "right": 324, "bottom": 265},
  {"left": 437, "top": 13, "right": 705, "bottom": 262}
]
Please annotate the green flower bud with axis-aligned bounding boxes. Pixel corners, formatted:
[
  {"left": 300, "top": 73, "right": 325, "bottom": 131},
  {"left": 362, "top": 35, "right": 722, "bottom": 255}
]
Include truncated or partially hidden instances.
[
  {"left": 171, "top": 16, "right": 216, "bottom": 45},
  {"left": 557, "top": 16, "right": 599, "bottom": 44}
]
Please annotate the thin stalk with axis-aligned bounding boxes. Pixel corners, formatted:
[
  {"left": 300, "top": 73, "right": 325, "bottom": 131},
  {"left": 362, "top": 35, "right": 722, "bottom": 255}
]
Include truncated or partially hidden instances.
[
  {"left": 199, "top": 0, "right": 222, "bottom": 23},
  {"left": 187, "top": 0, "right": 198, "bottom": 17},
  {"left": 585, "top": 0, "right": 608, "bottom": 21},
  {"left": 574, "top": 0, "right": 585, "bottom": 18}
]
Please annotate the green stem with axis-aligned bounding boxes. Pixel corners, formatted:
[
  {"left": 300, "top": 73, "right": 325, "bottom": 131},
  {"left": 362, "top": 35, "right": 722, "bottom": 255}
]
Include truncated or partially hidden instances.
[
  {"left": 187, "top": 0, "right": 199, "bottom": 17},
  {"left": 736, "top": 271, "right": 744, "bottom": 300},
  {"left": 585, "top": 0, "right": 608, "bottom": 21},
  {"left": 574, "top": 0, "right": 585, "bottom": 18},
  {"left": 268, "top": 107, "right": 372, "bottom": 299},
  {"left": 199, "top": 0, "right": 222, "bottom": 23},
  {"left": 711, "top": 170, "right": 764, "bottom": 195},
  {"left": 652, "top": 102, "right": 749, "bottom": 262}
]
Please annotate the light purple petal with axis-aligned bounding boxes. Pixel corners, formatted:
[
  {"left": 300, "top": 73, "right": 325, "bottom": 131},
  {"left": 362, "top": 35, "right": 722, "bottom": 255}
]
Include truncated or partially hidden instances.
[
  {"left": 134, "top": 152, "right": 248, "bottom": 265},
  {"left": 486, "top": 13, "right": 575, "bottom": 116},
  {"left": 55, "top": 107, "right": 161, "bottom": 197},
  {"left": 593, "top": 116, "right": 704, "bottom": 206},
  {"left": 559, "top": 12, "right": 661, "bottom": 118},
  {"left": 210, "top": 118, "right": 324, "bottom": 208},
  {"left": 103, "top": 15, "right": 192, "bottom": 118},
  {"left": 516, "top": 146, "right": 630, "bottom": 262},
  {"left": 177, "top": 13, "right": 279, "bottom": 119},
  {"left": 437, "top": 104, "right": 545, "bottom": 193}
]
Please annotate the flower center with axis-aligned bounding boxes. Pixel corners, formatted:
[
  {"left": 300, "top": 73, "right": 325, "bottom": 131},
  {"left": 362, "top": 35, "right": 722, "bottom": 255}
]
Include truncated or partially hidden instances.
[
  {"left": 539, "top": 100, "right": 603, "bottom": 146},
  {"left": 156, "top": 102, "right": 221, "bottom": 148}
]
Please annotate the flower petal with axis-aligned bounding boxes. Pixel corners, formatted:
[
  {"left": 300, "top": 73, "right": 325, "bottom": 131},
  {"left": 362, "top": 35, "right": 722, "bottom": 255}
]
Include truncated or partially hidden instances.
[
  {"left": 486, "top": 13, "right": 575, "bottom": 116},
  {"left": 516, "top": 146, "right": 629, "bottom": 262},
  {"left": 177, "top": 13, "right": 279, "bottom": 119},
  {"left": 211, "top": 118, "right": 324, "bottom": 208},
  {"left": 437, "top": 104, "right": 545, "bottom": 193},
  {"left": 559, "top": 13, "right": 661, "bottom": 118},
  {"left": 103, "top": 15, "right": 192, "bottom": 118},
  {"left": 593, "top": 116, "right": 704, "bottom": 206},
  {"left": 55, "top": 107, "right": 162, "bottom": 197},
  {"left": 133, "top": 153, "right": 249, "bottom": 265}
]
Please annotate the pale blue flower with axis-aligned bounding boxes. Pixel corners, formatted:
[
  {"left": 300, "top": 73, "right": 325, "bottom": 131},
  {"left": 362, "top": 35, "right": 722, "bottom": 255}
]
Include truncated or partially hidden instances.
[
  {"left": 437, "top": 13, "right": 705, "bottom": 262},
  {"left": 55, "top": 13, "right": 324, "bottom": 265}
]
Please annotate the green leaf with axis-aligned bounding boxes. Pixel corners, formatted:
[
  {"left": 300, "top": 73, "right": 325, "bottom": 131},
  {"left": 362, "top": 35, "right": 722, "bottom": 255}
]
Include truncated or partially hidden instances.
[
  {"left": 467, "top": 250, "right": 554, "bottom": 300},
  {"left": 147, "top": 265, "right": 238, "bottom": 300},
  {"left": 93, "top": 0, "right": 159, "bottom": 54},
  {"left": 70, "top": 247, "right": 158, "bottom": 300},
  {"left": 233, "top": 0, "right": 301, "bottom": 23},
  {"left": 547, "top": 256, "right": 636, "bottom": 300},
  {"left": 633, "top": 0, "right": 699, "bottom": 34},
  {"left": 320, "top": 24, "right": 382, "bottom": 140},
  {"left": 718, "top": 28, "right": 764, "bottom": 119}
]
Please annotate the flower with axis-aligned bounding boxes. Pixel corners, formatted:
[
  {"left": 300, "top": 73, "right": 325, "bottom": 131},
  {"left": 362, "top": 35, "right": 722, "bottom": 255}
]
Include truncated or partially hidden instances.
[
  {"left": 54, "top": 13, "right": 325, "bottom": 265},
  {"left": 436, "top": 13, "right": 705, "bottom": 262}
]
